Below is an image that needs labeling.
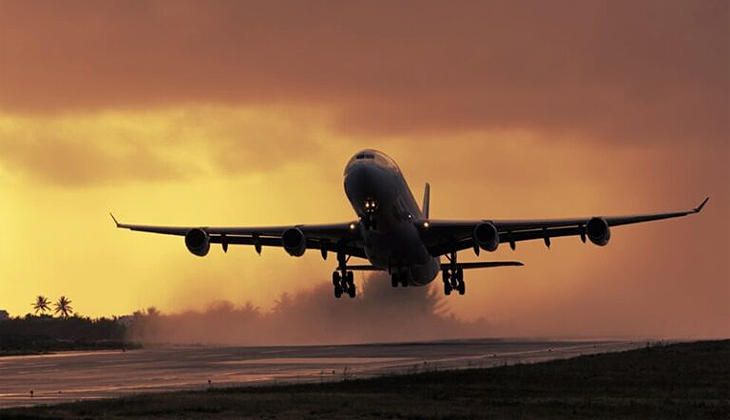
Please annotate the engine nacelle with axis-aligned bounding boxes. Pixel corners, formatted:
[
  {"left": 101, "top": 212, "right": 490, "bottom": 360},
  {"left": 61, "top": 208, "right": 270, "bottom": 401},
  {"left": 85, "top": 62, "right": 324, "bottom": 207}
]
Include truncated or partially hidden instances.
[
  {"left": 586, "top": 217, "right": 611, "bottom": 246},
  {"left": 282, "top": 228, "right": 306, "bottom": 257},
  {"left": 473, "top": 222, "right": 499, "bottom": 252},
  {"left": 185, "top": 228, "right": 210, "bottom": 257}
]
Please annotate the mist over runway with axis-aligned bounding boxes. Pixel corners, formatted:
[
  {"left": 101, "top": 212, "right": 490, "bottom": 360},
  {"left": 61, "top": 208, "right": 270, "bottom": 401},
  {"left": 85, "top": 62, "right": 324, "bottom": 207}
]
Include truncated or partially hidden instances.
[{"left": 1, "top": 339, "right": 643, "bottom": 408}]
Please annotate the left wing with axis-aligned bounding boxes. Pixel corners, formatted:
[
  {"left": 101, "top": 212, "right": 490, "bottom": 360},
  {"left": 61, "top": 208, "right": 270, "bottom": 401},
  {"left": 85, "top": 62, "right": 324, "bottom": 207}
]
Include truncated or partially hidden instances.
[
  {"left": 424, "top": 197, "right": 708, "bottom": 257},
  {"left": 111, "top": 214, "right": 366, "bottom": 259}
]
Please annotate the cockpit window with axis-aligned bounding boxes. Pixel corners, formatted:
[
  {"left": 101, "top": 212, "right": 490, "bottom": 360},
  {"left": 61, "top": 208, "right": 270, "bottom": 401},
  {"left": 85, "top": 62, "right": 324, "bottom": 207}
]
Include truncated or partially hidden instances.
[{"left": 345, "top": 149, "right": 401, "bottom": 175}]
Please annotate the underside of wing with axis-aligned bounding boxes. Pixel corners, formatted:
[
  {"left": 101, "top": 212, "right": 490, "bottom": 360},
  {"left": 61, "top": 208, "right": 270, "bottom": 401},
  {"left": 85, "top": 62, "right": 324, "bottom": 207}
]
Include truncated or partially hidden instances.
[
  {"left": 423, "top": 197, "right": 708, "bottom": 256},
  {"left": 111, "top": 214, "right": 366, "bottom": 259}
]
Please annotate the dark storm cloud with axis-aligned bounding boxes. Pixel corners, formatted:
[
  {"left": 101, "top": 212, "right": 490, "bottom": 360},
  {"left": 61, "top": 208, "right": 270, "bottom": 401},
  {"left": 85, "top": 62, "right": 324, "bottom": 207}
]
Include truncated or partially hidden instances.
[{"left": 1, "top": 0, "right": 727, "bottom": 144}]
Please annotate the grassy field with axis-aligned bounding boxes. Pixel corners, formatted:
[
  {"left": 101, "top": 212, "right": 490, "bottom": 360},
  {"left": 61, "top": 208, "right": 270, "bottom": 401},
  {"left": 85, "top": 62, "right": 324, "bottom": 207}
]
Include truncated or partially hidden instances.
[{"left": 2, "top": 340, "right": 728, "bottom": 419}]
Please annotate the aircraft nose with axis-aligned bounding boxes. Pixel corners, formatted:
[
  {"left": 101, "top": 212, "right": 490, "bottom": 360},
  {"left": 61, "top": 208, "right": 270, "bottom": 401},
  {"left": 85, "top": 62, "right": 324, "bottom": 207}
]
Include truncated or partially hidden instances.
[{"left": 344, "top": 163, "right": 379, "bottom": 197}]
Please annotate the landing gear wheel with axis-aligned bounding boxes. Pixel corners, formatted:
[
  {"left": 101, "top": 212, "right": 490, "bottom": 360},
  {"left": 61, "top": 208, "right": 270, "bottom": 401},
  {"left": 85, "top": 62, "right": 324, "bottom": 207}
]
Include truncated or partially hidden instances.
[
  {"left": 333, "top": 271, "right": 343, "bottom": 298},
  {"left": 391, "top": 273, "right": 399, "bottom": 288},
  {"left": 442, "top": 270, "right": 452, "bottom": 295},
  {"left": 456, "top": 268, "right": 465, "bottom": 295},
  {"left": 344, "top": 271, "right": 356, "bottom": 298},
  {"left": 400, "top": 274, "right": 409, "bottom": 287}
]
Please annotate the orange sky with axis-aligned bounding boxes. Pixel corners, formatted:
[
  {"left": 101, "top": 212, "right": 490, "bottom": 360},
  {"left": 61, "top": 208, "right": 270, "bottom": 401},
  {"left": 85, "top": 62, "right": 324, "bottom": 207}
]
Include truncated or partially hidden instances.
[{"left": 0, "top": 0, "right": 728, "bottom": 339}]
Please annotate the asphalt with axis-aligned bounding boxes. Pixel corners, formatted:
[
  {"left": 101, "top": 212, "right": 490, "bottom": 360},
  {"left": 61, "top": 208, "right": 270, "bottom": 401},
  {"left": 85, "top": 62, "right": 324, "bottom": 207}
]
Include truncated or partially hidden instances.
[{"left": 0, "top": 338, "right": 644, "bottom": 408}]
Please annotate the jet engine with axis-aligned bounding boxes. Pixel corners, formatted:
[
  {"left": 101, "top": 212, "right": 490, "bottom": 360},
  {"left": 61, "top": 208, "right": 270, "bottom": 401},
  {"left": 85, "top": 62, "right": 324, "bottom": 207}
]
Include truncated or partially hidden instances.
[
  {"left": 185, "top": 228, "right": 210, "bottom": 256},
  {"left": 282, "top": 228, "right": 306, "bottom": 257},
  {"left": 473, "top": 222, "right": 499, "bottom": 252},
  {"left": 585, "top": 217, "right": 611, "bottom": 246}
]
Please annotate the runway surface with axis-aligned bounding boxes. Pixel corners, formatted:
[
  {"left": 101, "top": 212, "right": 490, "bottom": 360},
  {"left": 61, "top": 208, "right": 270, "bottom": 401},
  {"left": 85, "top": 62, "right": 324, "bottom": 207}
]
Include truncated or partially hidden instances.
[{"left": 0, "top": 339, "right": 643, "bottom": 408}]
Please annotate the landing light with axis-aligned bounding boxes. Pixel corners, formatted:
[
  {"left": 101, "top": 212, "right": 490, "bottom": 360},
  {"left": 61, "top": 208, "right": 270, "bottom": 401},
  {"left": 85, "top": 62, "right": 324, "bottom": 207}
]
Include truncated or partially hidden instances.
[
  {"left": 349, "top": 223, "right": 356, "bottom": 230},
  {"left": 423, "top": 221, "right": 430, "bottom": 228}
]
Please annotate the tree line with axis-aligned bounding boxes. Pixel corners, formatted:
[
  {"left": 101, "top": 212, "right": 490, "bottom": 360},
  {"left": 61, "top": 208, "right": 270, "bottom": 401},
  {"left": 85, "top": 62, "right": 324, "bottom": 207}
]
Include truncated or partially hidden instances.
[{"left": 0, "top": 295, "right": 133, "bottom": 355}]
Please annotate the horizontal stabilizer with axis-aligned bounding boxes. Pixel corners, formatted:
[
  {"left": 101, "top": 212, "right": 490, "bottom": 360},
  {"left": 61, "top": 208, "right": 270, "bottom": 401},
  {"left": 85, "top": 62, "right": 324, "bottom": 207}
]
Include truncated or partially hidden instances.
[
  {"left": 347, "top": 265, "right": 384, "bottom": 271},
  {"left": 348, "top": 261, "right": 524, "bottom": 272},
  {"left": 456, "top": 261, "right": 524, "bottom": 269}
]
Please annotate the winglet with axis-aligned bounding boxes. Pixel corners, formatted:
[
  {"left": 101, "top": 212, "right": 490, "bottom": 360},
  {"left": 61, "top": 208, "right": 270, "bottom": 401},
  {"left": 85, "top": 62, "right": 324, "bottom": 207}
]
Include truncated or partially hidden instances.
[
  {"left": 694, "top": 197, "right": 709, "bottom": 213},
  {"left": 110, "top": 212, "right": 120, "bottom": 227}
]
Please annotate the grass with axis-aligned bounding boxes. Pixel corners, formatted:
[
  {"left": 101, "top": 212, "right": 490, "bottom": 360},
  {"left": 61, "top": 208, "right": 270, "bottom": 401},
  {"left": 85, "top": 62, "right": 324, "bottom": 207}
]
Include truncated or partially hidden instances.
[{"left": 2, "top": 340, "right": 728, "bottom": 419}]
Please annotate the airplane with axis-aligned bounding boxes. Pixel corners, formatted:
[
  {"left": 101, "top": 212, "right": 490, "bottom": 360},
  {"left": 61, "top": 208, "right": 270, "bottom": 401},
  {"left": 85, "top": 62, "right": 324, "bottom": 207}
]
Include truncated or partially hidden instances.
[{"left": 112, "top": 149, "right": 709, "bottom": 299}]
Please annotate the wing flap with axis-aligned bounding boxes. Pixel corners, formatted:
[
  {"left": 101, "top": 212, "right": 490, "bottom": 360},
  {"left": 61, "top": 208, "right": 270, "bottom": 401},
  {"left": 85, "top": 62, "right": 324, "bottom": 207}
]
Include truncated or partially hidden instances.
[
  {"left": 207, "top": 235, "right": 367, "bottom": 258},
  {"left": 112, "top": 215, "right": 366, "bottom": 258}
]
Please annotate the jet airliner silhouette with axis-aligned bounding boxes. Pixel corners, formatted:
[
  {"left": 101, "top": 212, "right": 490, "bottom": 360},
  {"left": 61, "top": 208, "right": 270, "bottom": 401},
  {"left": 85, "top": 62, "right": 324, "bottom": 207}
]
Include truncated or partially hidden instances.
[{"left": 113, "top": 149, "right": 708, "bottom": 298}]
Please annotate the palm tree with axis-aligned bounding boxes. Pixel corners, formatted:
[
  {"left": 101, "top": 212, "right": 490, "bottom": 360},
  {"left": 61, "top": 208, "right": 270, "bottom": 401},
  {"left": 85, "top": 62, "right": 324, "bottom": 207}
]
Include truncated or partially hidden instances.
[
  {"left": 53, "top": 296, "right": 73, "bottom": 318},
  {"left": 32, "top": 295, "right": 50, "bottom": 315}
]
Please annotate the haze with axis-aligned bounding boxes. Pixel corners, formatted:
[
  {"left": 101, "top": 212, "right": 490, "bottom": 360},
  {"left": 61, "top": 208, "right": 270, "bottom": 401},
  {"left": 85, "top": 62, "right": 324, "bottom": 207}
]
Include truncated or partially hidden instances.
[{"left": 0, "top": 0, "right": 727, "bottom": 340}]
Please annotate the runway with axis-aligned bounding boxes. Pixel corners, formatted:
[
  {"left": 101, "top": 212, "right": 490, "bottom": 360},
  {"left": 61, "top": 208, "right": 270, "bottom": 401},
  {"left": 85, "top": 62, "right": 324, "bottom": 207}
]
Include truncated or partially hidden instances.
[{"left": 0, "top": 339, "right": 643, "bottom": 408}]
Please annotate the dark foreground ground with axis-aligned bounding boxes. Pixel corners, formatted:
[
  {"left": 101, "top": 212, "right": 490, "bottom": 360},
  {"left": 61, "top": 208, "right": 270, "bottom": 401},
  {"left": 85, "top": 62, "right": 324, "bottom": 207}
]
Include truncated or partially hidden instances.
[{"left": 2, "top": 340, "right": 728, "bottom": 420}]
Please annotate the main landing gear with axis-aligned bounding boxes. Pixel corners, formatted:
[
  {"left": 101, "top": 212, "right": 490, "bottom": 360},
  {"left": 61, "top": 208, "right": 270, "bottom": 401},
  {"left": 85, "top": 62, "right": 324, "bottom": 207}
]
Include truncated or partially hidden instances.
[
  {"left": 333, "top": 270, "right": 355, "bottom": 298},
  {"left": 442, "top": 268, "right": 465, "bottom": 295},
  {"left": 333, "top": 252, "right": 356, "bottom": 298},
  {"left": 443, "top": 251, "right": 466, "bottom": 295},
  {"left": 390, "top": 271, "right": 409, "bottom": 288}
]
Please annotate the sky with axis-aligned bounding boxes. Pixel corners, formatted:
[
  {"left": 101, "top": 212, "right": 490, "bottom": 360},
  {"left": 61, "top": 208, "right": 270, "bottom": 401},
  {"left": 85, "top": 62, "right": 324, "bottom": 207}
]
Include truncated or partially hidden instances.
[{"left": 0, "top": 0, "right": 728, "bottom": 340}]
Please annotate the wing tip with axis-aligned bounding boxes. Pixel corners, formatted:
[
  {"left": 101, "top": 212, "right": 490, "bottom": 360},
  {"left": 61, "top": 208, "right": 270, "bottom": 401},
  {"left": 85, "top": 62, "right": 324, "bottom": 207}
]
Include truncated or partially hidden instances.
[
  {"left": 694, "top": 197, "right": 709, "bottom": 213},
  {"left": 109, "top": 212, "right": 119, "bottom": 227}
]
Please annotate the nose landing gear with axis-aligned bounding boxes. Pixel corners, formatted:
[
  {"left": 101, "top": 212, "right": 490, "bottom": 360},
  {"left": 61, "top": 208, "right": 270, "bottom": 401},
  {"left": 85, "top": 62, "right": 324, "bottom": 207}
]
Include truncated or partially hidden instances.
[
  {"left": 361, "top": 214, "right": 377, "bottom": 230},
  {"left": 362, "top": 198, "right": 378, "bottom": 230}
]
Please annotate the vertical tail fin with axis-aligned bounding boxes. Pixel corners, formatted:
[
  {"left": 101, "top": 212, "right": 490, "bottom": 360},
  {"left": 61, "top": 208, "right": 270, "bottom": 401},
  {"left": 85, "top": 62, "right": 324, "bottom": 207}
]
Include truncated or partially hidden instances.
[{"left": 422, "top": 183, "right": 430, "bottom": 219}]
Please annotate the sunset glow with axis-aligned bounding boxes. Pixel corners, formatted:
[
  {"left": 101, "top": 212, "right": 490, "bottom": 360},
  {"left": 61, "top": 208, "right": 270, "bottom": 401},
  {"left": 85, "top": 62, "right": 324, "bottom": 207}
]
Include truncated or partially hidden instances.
[{"left": 0, "top": 0, "right": 727, "bottom": 339}]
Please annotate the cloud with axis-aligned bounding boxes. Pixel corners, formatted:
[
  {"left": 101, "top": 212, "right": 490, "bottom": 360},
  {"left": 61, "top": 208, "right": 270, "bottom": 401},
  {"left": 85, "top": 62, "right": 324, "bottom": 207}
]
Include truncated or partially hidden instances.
[
  {"left": 1, "top": 0, "right": 726, "bottom": 144},
  {"left": 0, "top": 127, "right": 184, "bottom": 186},
  {"left": 0, "top": 107, "right": 324, "bottom": 185}
]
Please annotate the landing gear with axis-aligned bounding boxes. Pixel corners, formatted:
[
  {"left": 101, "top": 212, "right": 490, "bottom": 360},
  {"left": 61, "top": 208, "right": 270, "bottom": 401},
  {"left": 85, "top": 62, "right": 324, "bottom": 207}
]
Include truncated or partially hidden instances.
[
  {"left": 333, "top": 271, "right": 343, "bottom": 298},
  {"left": 456, "top": 269, "right": 465, "bottom": 295},
  {"left": 333, "top": 254, "right": 356, "bottom": 298},
  {"left": 362, "top": 214, "right": 377, "bottom": 230},
  {"left": 333, "top": 270, "right": 356, "bottom": 298},
  {"left": 442, "top": 252, "right": 466, "bottom": 296},
  {"left": 391, "top": 270, "right": 409, "bottom": 288},
  {"left": 442, "top": 268, "right": 464, "bottom": 295}
]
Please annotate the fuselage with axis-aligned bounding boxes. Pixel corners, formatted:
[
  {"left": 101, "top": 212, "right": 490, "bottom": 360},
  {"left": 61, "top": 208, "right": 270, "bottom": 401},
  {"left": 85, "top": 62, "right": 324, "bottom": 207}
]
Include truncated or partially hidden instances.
[{"left": 343, "top": 150, "right": 440, "bottom": 286}]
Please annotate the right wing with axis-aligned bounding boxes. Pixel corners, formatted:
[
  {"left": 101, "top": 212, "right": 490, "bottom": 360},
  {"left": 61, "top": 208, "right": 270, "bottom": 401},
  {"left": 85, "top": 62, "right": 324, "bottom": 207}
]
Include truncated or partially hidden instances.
[
  {"left": 423, "top": 197, "right": 708, "bottom": 257},
  {"left": 111, "top": 214, "right": 366, "bottom": 259}
]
